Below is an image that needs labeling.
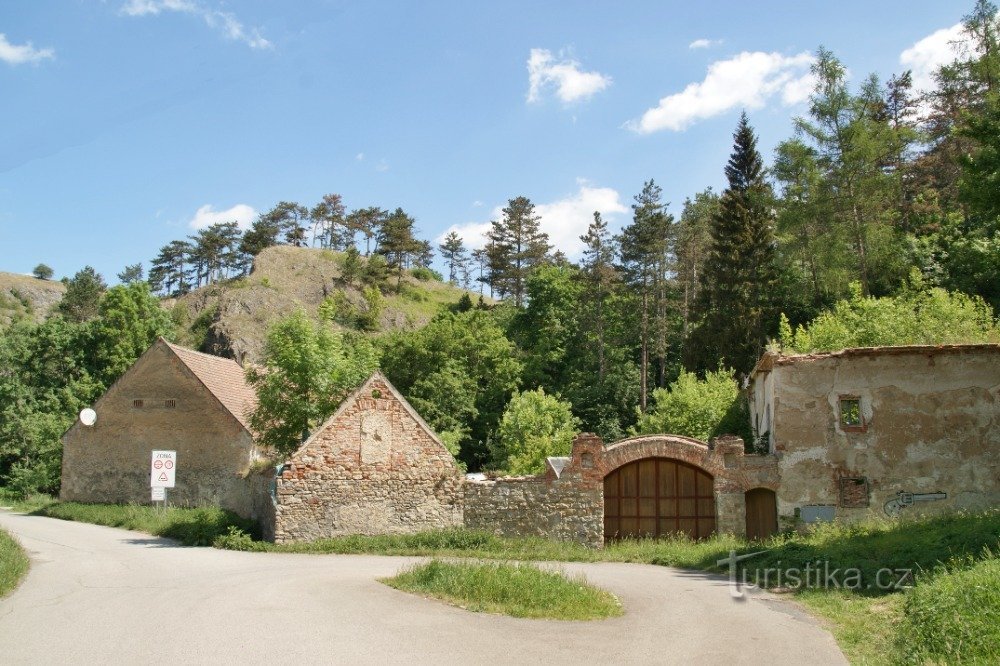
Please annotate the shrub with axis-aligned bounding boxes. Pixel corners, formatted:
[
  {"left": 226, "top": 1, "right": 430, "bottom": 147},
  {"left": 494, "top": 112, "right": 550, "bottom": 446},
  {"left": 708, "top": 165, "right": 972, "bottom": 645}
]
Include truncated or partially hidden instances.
[
  {"left": 633, "top": 369, "right": 747, "bottom": 443},
  {"left": 491, "top": 388, "right": 579, "bottom": 475},
  {"left": 411, "top": 266, "right": 442, "bottom": 282},
  {"left": 779, "top": 274, "right": 1000, "bottom": 353}
]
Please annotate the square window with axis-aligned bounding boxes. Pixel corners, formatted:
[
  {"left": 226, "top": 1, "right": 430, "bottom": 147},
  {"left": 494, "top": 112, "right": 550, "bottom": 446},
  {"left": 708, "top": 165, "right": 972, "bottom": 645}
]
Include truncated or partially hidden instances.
[
  {"left": 164, "top": 399, "right": 176, "bottom": 409},
  {"left": 839, "top": 397, "right": 863, "bottom": 429},
  {"left": 132, "top": 399, "right": 144, "bottom": 408}
]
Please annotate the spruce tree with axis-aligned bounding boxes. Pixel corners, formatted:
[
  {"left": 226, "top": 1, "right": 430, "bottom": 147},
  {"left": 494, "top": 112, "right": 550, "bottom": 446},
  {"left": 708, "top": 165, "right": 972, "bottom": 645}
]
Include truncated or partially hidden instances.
[{"left": 689, "top": 113, "right": 777, "bottom": 376}]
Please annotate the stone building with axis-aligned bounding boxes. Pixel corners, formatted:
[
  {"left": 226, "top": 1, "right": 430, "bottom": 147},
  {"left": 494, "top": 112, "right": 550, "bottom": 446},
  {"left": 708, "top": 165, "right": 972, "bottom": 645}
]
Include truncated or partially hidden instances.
[
  {"left": 750, "top": 344, "right": 1000, "bottom": 526},
  {"left": 267, "top": 371, "right": 464, "bottom": 543},
  {"left": 61, "top": 338, "right": 260, "bottom": 517}
]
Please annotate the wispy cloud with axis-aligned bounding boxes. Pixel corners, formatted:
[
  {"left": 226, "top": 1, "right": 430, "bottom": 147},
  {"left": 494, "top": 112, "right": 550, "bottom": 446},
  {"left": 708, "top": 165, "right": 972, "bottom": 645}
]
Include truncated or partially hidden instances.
[
  {"left": 0, "top": 33, "right": 55, "bottom": 65},
  {"left": 900, "top": 23, "right": 967, "bottom": 93},
  {"left": 688, "top": 38, "right": 722, "bottom": 50},
  {"left": 527, "top": 48, "right": 611, "bottom": 104},
  {"left": 437, "top": 180, "right": 627, "bottom": 258},
  {"left": 188, "top": 203, "right": 257, "bottom": 230},
  {"left": 627, "top": 51, "right": 814, "bottom": 133},
  {"left": 120, "top": 0, "right": 271, "bottom": 50}
]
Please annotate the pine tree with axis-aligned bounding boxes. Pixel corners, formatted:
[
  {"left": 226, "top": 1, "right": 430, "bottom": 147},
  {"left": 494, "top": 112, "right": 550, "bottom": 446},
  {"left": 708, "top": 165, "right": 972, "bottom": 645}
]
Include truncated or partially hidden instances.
[
  {"left": 619, "top": 180, "right": 673, "bottom": 410},
  {"left": 377, "top": 208, "right": 421, "bottom": 288},
  {"left": 485, "top": 196, "right": 551, "bottom": 307},
  {"left": 149, "top": 240, "right": 192, "bottom": 295},
  {"left": 579, "top": 212, "right": 618, "bottom": 380},
  {"left": 57, "top": 266, "right": 107, "bottom": 322},
  {"left": 117, "top": 263, "right": 145, "bottom": 284},
  {"left": 439, "top": 231, "right": 470, "bottom": 284},
  {"left": 689, "top": 113, "right": 777, "bottom": 376},
  {"left": 310, "top": 193, "right": 348, "bottom": 249}
]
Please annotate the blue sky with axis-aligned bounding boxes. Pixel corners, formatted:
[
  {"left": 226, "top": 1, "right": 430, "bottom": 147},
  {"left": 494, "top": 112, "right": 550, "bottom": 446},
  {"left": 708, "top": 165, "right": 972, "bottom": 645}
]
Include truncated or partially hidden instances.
[{"left": 0, "top": 1, "right": 970, "bottom": 281}]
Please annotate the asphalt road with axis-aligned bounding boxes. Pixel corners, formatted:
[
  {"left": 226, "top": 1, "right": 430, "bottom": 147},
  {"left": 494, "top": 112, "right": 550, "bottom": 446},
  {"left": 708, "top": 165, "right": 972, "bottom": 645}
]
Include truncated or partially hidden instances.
[{"left": 0, "top": 511, "right": 846, "bottom": 665}]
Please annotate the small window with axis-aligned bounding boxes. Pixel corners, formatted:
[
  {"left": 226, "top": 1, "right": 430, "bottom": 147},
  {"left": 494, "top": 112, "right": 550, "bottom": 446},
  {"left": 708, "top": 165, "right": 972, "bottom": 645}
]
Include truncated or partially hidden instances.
[
  {"left": 164, "top": 399, "right": 176, "bottom": 409},
  {"left": 839, "top": 397, "right": 864, "bottom": 430},
  {"left": 132, "top": 399, "right": 144, "bottom": 408}
]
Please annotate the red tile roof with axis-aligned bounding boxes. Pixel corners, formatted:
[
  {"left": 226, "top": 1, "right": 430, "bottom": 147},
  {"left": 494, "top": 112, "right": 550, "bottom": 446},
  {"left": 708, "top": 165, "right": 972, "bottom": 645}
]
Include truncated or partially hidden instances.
[{"left": 163, "top": 339, "right": 257, "bottom": 433}]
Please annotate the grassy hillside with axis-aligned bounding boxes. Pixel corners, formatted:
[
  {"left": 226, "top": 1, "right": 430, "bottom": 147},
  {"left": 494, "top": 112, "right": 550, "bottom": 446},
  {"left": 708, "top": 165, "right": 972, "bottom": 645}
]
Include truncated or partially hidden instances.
[
  {"left": 170, "top": 245, "right": 478, "bottom": 361},
  {"left": 0, "top": 272, "right": 65, "bottom": 327}
]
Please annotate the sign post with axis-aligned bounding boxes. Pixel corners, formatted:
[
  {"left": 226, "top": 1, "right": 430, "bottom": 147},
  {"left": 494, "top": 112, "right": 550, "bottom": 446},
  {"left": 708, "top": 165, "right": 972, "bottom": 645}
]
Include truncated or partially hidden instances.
[{"left": 150, "top": 450, "right": 176, "bottom": 509}]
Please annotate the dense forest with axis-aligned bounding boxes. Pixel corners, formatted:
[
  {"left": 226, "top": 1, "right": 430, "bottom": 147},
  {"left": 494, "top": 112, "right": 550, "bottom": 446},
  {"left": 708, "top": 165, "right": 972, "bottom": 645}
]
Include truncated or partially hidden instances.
[{"left": 4, "top": 1, "right": 1000, "bottom": 489}]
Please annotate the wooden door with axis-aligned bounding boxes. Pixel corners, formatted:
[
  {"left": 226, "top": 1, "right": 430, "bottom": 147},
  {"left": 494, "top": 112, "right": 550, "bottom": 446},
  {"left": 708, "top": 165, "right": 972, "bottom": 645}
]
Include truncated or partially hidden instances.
[
  {"left": 745, "top": 488, "right": 778, "bottom": 540},
  {"left": 603, "top": 458, "right": 715, "bottom": 541}
]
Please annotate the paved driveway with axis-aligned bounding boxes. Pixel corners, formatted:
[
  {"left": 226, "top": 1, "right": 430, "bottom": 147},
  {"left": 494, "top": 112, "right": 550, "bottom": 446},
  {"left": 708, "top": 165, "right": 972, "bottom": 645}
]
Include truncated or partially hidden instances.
[{"left": 0, "top": 511, "right": 845, "bottom": 665}]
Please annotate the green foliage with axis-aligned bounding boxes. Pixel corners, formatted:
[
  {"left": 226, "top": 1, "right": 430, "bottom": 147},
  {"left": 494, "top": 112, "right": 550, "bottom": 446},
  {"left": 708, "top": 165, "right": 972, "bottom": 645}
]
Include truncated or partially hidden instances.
[
  {"left": 57, "top": 266, "right": 107, "bottom": 322},
  {"left": 357, "top": 286, "right": 384, "bottom": 331},
  {"left": 89, "top": 282, "right": 175, "bottom": 386},
  {"left": 33, "top": 502, "right": 257, "bottom": 546},
  {"left": 32, "top": 264, "right": 53, "bottom": 280},
  {"left": 380, "top": 309, "right": 523, "bottom": 469},
  {"left": 688, "top": 114, "right": 777, "bottom": 376},
  {"left": 779, "top": 275, "right": 1000, "bottom": 352},
  {"left": 492, "top": 388, "right": 579, "bottom": 475},
  {"left": 633, "top": 369, "right": 744, "bottom": 443},
  {"left": 898, "top": 555, "right": 1000, "bottom": 664},
  {"left": 0, "top": 528, "right": 29, "bottom": 598},
  {"left": 410, "top": 266, "right": 442, "bottom": 282},
  {"left": 247, "top": 310, "right": 378, "bottom": 456},
  {"left": 382, "top": 560, "right": 622, "bottom": 620}
]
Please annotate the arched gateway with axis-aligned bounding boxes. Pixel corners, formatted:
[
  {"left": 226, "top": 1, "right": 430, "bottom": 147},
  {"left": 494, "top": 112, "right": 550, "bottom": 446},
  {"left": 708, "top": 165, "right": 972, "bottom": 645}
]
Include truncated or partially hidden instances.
[{"left": 604, "top": 457, "right": 715, "bottom": 540}]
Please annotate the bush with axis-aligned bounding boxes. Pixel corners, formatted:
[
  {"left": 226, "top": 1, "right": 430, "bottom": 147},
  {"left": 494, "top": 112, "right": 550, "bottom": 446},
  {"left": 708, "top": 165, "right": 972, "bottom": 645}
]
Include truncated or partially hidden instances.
[
  {"left": 779, "top": 274, "right": 1000, "bottom": 353},
  {"left": 411, "top": 266, "right": 442, "bottom": 282},
  {"left": 633, "top": 369, "right": 747, "bottom": 443},
  {"left": 898, "top": 555, "right": 1000, "bottom": 664},
  {"left": 491, "top": 388, "right": 579, "bottom": 475}
]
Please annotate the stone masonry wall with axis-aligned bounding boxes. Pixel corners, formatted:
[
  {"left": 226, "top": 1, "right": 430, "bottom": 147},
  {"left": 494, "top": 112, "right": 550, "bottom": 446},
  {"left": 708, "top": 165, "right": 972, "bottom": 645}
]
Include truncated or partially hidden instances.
[
  {"left": 273, "top": 375, "right": 464, "bottom": 543},
  {"left": 464, "top": 477, "right": 603, "bottom": 546}
]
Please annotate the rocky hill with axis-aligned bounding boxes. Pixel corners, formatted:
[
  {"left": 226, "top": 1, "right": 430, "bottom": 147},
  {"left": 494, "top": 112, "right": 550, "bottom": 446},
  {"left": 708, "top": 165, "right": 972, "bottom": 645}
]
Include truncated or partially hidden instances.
[
  {"left": 0, "top": 272, "right": 66, "bottom": 327},
  {"left": 170, "top": 245, "right": 476, "bottom": 363}
]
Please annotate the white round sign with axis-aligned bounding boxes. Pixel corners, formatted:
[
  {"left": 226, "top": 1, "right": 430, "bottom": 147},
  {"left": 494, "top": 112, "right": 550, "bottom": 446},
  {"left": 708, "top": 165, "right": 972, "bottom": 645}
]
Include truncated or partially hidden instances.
[{"left": 79, "top": 408, "right": 97, "bottom": 426}]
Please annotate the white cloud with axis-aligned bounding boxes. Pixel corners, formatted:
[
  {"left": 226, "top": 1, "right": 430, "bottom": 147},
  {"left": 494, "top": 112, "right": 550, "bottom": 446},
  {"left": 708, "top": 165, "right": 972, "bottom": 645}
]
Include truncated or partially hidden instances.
[
  {"left": 437, "top": 181, "right": 627, "bottom": 258},
  {"left": 628, "top": 51, "right": 815, "bottom": 133},
  {"left": 900, "top": 23, "right": 967, "bottom": 93},
  {"left": 375, "top": 159, "right": 389, "bottom": 172},
  {"left": 472, "top": 200, "right": 484, "bottom": 208},
  {"left": 355, "top": 152, "right": 365, "bottom": 161},
  {"left": 527, "top": 48, "right": 612, "bottom": 104},
  {"left": 120, "top": 0, "right": 270, "bottom": 50},
  {"left": 0, "top": 33, "right": 55, "bottom": 65},
  {"left": 188, "top": 203, "right": 257, "bottom": 230},
  {"left": 689, "top": 38, "right": 722, "bottom": 50}
]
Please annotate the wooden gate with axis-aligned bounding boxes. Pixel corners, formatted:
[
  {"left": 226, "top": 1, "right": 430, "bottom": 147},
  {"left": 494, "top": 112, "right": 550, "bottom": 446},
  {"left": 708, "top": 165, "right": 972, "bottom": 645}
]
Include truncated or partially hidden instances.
[
  {"left": 744, "top": 488, "right": 778, "bottom": 540},
  {"left": 603, "top": 457, "right": 715, "bottom": 541}
]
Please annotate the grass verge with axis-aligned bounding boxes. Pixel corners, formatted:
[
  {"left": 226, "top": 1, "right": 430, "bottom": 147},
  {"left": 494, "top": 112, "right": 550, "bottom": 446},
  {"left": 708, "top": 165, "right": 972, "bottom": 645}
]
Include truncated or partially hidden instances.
[
  {"left": 381, "top": 560, "right": 622, "bottom": 620},
  {"left": 0, "top": 528, "right": 29, "bottom": 598},
  {"left": 27, "top": 500, "right": 255, "bottom": 546}
]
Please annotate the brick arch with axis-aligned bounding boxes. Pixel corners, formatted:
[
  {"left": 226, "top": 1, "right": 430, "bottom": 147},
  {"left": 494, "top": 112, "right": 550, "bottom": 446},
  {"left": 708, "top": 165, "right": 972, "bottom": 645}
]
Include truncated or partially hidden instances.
[{"left": 599, "top": 435, "right": 720, "bottom": 479}]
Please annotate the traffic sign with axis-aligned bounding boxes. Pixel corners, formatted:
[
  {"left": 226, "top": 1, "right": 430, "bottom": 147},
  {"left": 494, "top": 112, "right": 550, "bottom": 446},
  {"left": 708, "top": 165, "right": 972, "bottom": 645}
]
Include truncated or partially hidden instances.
[
  {"left": 151, "top": 486, "right": 165, "bottom": 501},
  {"left": 150, "top": 450, "right": 176, "bottom": 488}
]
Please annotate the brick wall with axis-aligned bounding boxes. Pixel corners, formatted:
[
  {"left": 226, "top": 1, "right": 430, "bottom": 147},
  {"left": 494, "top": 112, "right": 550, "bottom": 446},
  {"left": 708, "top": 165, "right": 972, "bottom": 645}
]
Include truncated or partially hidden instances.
[{"left": 272, "top": 374, "right": 464, "bottom": 543}]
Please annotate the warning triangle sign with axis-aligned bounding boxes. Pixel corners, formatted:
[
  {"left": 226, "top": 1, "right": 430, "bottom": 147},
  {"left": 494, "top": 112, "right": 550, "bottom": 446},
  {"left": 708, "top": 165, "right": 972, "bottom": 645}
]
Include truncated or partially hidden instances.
[{"left": 158, "top": 472, "right": 168, "bottom": 481}]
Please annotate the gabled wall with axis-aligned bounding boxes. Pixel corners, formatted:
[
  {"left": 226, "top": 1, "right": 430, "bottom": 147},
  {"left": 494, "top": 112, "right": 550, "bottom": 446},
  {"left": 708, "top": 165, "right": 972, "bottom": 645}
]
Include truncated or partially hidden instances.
[
  {"left": 60, "top": 341, "right": 257, "bottom": 516},
  {"left": 272, "top": 373, "right": 463, "bottom": 542}
]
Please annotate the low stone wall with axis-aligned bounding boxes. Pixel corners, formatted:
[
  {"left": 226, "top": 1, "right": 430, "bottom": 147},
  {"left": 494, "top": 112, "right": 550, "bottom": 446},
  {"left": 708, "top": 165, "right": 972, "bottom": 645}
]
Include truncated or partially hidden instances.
[{"left": 464, "top": 476, "right": 603, "bottom": 547}]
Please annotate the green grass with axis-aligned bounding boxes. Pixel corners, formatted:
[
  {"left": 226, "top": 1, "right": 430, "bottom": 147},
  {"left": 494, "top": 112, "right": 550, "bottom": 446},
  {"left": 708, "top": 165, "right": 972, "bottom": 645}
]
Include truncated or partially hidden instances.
[
  {"left": 896, "top": 554, "right": 1000, "bottom": 664},
  {"left": 0, "top": 528, "right": 29, "bottom": 598},
  {"left": 29, "top": 501, "right": 256, "bottom": 546},
  {"left": 381, "top": 560, "right": 622, "bottom": 620}
]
